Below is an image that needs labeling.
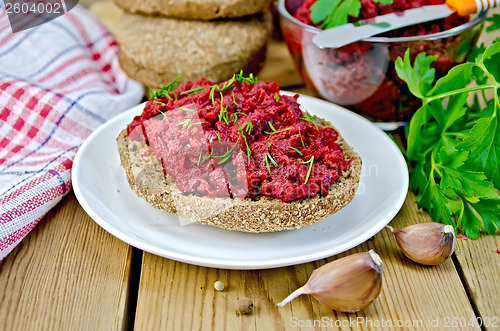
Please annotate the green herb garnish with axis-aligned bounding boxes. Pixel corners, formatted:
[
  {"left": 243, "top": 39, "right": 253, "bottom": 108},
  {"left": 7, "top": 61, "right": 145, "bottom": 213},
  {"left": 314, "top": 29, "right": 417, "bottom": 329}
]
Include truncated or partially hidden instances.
[
  {"left": 217, "top": 151, "right": 233, "bottom": 164},
  {"left": 154, "top": 108, "right": 169, "bottom": 122},
  {"left": 264, "top": 152, "right": 277, "bottom": 175},
  {"left": 298, "top": 127, "right": 305, "bottom": 147},
  {"left": 275, "top": 93, "right": 280, "bottom": 103},
  {"left": 221, "top": 76, "right": 236, "bottom": 91},
  {"left": 235, "top": 70, "right": 258, "bottom": 84},
  {"left": 209, "top": 77, "right": 235, "bottom": 105},
  {"left": 265, "top": 127, "right": 291, "bottom": 134},
  {"left": 238, "top": 120, "right": 253, "bottom": 135},
  {"left": 202, "top": 149, "right": 213, "bottom": 162},
  {"left": 230, "top": 111, "right": 246, "bottom": 124},
  {"left": 299, "top": 156, "right": 314, "bottom": 184},
  {"left": 197, "top": 150, "right": 203, "bottom": 166},
  {"left": 209, "top": 85, "right": 218, "bottom": 105},
  {"left": 287, "top": 146, "right": 303, "bottom": 156},
  {"left": 395, "top": 41, "right": 500, "bottom": 239},
  {"left": 153, "top": 101, "right": 166, "bottom": 106},
  {"left": 213, "top": 142, "right": 238, "bottom": 164},
  {"left": 265, "top": 122, "right": 291, "bottom": 134},
  {"left": 178, "top": 119, "right": 203, "bottom": 130},
  {"left": 300, "top": 111, "right": 318, "bottom": 130},
  {"left": 219, "top": 98, "right": 229, "bottom": 124},
  {"left": 310, "top": 0, "right": 392, "bottom": 30},
  {"left": 180, "top": 86, "right": 205, "bottom": 95},
  {"left": 243, "top": 135, "right": 252, "bottom": 165},
  {"left": 149, "top": 72, "right": 182, "bottom": 99},
  {"left": 486, "top": 14, "right": 500, "bottom": 32},
  {"left": 232, "top": 91, "right": 240, "bottom": 107},
  {"left": 179, "top": 106, "right": 195, "bottom": 113}
]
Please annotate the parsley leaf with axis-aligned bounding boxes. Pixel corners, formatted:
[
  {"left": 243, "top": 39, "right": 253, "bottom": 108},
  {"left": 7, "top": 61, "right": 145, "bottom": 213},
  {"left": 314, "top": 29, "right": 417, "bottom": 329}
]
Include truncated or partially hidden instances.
[
  {"left": 486, "top": 13, "right": 500, "bottom": 32},
  {"left": 396, "top": 40, "right": 500, "bottom": 239},
  {"left": 457, "top": 103, "right": 500, "bottom": 187},
  {"left": 310, "top": 0, "right": 340, "bottom": 26},
  {"left": 310, "top": 0, "right": 393, "bottom": 30},
  {"left": 395, "top": 50, "right": 436, "bottom": 99}
]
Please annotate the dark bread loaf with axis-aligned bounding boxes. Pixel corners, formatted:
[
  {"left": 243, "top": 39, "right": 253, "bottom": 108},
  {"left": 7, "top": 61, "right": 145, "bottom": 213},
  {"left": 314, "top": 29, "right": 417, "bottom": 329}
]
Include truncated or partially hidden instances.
[
  {"left": 115, "top": 12, "right": 272, "bottom": 89},
  {"left": 113, "top": 0, "right": 273, "bottom": 20},
  {"left": 117, "top": 116, "right": 362, "bottom": 233}
]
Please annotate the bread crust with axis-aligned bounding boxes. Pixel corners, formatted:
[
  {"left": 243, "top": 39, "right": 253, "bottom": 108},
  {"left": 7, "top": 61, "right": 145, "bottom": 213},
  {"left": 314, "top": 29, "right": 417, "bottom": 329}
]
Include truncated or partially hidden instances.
[
  {"left": 115, "top": 12, "right": 271, "bottom": 89},
  {"left": 117, "top": 116, "right": 362, "bottom": 232},
  {"left": 113, "top": 0, "right": 273, "bottom": 20}
]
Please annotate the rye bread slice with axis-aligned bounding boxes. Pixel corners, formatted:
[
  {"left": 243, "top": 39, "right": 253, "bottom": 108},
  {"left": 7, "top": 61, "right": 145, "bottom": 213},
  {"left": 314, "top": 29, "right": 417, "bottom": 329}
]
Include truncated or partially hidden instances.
[
  {"left": 115, "top": 12, "right": 271, "bottom": 89},
  {"left": 113, "top": 0, "right": 272, "bottom": 20},
  {"left": 117, "top": 116, "right": 362, "bottom": 233}
]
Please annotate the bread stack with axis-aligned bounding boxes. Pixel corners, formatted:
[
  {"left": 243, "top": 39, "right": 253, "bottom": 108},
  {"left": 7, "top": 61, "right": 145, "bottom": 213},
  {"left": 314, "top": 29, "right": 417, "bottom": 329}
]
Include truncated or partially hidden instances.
[{"left": 113, "top": 0, "right": 273, "bottom": 89}]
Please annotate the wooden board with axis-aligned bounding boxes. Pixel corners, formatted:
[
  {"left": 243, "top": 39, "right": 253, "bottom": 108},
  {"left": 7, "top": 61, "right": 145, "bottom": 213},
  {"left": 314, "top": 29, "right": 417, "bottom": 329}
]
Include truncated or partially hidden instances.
[
  {"left": 133, "top": 191, "right": 479, "bottom": 331},
  {"left": 454, "top": 236, "right": 500, "bottom": 330},
  {"left": 0, "top": 194, "right": 134, "bottom": 331}
]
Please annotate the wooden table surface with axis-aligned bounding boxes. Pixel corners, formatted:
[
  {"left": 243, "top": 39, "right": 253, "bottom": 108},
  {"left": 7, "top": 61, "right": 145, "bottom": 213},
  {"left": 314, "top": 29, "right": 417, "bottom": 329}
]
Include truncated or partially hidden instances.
[{"left": 1, "top": 3, "right": 499, "bottom": 331}]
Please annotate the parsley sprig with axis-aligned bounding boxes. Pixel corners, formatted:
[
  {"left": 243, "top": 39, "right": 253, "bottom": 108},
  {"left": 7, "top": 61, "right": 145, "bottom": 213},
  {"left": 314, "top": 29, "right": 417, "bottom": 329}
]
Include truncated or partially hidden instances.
[
  {"left": 395, "top": 39, "right": 500, "bottom": 239},
  {"left": 310, "top": 0, "right": 392, "bottom": 30}
]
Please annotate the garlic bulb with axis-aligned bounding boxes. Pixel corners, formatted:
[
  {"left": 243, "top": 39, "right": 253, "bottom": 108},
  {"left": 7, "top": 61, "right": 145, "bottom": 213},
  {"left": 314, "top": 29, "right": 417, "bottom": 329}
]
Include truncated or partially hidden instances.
[
  {"left": 387, "top": 223, "right": 455, "bottom": 266},
  {"left": 277, "top": 250, "right": 383, "bottom": 313}
]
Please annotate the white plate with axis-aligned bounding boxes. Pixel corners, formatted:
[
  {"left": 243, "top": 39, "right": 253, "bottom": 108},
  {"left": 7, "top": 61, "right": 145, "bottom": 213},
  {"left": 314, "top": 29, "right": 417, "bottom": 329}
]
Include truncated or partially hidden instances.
[{"left": 73, "top": 92, "right": 408, "bottom": 269}]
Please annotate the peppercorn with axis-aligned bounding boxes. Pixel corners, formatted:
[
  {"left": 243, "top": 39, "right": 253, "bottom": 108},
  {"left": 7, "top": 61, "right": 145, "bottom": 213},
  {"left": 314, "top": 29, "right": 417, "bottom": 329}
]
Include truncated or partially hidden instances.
[{"left": 236, "top": 297, "right": 253, "bottom": 314}]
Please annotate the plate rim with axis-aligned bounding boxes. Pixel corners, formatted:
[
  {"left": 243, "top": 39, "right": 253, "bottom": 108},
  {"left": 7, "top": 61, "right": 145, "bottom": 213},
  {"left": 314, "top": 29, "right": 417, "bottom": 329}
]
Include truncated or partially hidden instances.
[{"left": 73, "top": 92, "right": 409, "bottom": 269}]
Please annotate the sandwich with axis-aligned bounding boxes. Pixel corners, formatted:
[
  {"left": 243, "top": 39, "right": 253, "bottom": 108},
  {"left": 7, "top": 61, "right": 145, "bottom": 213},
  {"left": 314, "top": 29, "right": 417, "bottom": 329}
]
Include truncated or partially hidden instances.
[{"left": 117, "top": 73, "right": 362, "bottom": 232}]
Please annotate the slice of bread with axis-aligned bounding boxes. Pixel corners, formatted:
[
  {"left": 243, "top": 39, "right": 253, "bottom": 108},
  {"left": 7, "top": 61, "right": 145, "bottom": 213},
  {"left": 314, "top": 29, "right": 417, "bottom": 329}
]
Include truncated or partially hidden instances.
[
  {"left": 117, "top": 116, "right": 362, "bottom": 233},
  {"left": 115, "top": 12, "right": 271, "bottom": 89},
  {"left": 112, "top": 0, "right": 273, "bottom": 20}
]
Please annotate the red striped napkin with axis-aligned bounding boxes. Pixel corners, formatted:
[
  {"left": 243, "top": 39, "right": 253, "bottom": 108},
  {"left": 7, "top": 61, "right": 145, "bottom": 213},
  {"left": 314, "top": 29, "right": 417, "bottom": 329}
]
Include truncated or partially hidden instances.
[{"left": 0, "top": 4, "right": 144, "bottom": 259}]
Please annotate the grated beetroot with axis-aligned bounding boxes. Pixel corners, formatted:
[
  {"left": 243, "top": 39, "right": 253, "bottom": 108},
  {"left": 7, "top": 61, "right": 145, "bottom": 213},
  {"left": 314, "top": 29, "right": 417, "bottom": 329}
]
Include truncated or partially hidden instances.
[{"left": 127, "top": 77, "right": 352, "bottom": 202}]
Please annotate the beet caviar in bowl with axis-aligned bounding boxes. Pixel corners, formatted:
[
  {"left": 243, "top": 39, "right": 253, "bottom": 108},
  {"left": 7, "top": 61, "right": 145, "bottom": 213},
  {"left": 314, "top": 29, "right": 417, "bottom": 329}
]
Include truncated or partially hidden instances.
[{"left": 278, "top": 0, "right": 486, "bottom": 128}]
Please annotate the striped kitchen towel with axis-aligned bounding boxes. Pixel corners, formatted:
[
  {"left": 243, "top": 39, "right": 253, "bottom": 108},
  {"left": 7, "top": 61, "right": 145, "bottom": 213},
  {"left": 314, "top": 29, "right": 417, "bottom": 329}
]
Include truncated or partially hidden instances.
[{"left": 0, "top": 3, "right": 144, "bottom": 260}]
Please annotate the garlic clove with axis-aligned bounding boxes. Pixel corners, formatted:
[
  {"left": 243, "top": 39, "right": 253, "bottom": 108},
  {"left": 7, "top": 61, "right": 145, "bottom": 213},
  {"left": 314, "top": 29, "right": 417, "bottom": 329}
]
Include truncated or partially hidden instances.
[
  {"left": 387, "top": 223, "right": 455, "bottom": 266},
  {"left": 277, "top": 250, "right": 383, "bottom": 313}
]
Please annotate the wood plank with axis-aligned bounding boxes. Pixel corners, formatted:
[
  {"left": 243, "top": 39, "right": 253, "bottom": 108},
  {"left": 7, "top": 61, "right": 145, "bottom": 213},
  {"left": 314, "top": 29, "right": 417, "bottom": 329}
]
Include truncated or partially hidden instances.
[
  {"left": 454, "top": 236, "right": 500, "bottom": 330},
  {"left": 258, "top": 39, "right": 304, "bottom": 88},
  {"left": 134, "top": 190, "right": 479, "bottom": 331},
  {"left": 0, "top": 193, "right": 134, "bottom": 331}
]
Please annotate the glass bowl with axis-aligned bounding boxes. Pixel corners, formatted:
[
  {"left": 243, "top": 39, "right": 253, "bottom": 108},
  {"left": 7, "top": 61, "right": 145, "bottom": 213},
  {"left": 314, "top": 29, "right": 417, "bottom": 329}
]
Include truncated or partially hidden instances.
[{"left": 277, "top": 0, "right": 486, "bottom": 129}]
